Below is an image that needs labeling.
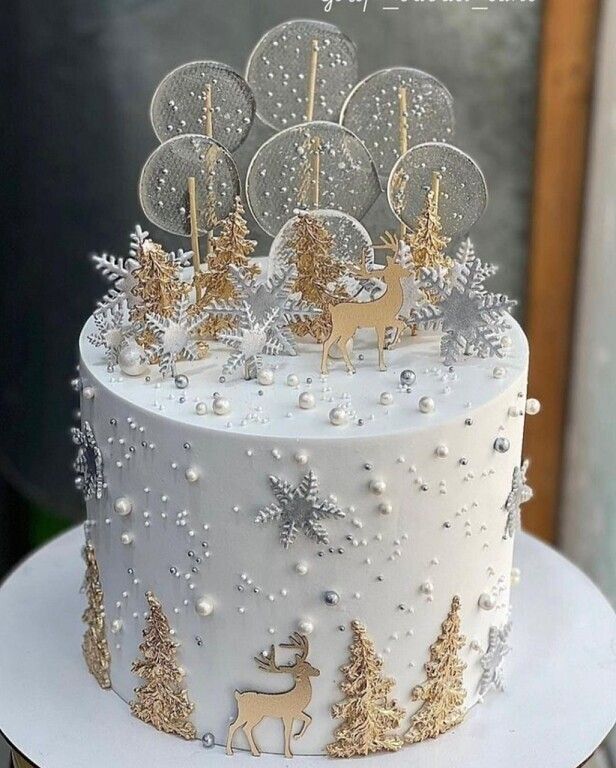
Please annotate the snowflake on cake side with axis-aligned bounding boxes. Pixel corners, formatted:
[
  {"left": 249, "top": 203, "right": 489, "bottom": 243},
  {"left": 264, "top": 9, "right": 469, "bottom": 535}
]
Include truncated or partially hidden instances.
[
  {"left": 414, "top": 238, "right": 517, "bottom": 366},
  {"left": 146, "top": 296, "right": 209, "bottom": 378},
  {"left": 71, "top": 421, "right": 104, "bottom": 500},
  {"left": 503, "top": 460, "right": 533, "bottom": 540},
  {"left": 207, "top": 264, "right": 320, "bottom": 379},
  {"left": 478, "top": 620, "right": 512, "bottom": 699},
  {"left": 256, "top": 470, "right": 345, "bottom": 548}
]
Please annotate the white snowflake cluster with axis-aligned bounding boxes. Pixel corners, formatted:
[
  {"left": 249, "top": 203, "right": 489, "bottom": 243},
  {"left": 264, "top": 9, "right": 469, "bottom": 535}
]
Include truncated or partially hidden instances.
[
  {"left": 256, "top": 470, "right": 345, "bottom": 548},
  {"left": 87, "top": 299, "right": 134, "bottom": 369},
  {"left": 207, "top": 264, "right": 320, "bottom": 379},
  {"left": 414, "top": 238, "right": 517, "bottom": 366},
  {"left": 478, "top": 620, "right": 512, "bottom": 699},
  {"left": 146, "top": 296, "right": 210, "bottom": 378}
]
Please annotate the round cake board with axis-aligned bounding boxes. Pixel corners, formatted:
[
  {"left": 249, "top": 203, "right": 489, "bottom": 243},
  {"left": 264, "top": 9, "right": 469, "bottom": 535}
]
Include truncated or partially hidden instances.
[{"left": 0, "top": 529, "right": 614, "bottom": 768}]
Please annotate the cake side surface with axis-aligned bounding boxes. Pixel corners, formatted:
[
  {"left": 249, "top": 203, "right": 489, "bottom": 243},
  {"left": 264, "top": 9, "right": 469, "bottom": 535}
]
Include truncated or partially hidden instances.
[{"left": 78, "top": 315, "right": 529, "bottom": 755}]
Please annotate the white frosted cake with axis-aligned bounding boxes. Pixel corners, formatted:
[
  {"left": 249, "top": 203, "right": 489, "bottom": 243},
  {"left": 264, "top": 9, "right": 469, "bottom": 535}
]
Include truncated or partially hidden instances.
[{"left": 72, "top": 17, "right": 539, "bottom": 762}]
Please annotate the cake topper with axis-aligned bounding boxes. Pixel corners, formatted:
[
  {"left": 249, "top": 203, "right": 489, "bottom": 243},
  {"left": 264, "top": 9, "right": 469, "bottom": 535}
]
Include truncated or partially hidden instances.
[
  {"left": 226, "top": 633, "right": 320, "bottom": 758},
  {"left": 150, "top": 61, "right": 255, "bottom": 150},
  {"left": 87, "top": 299, "right": 134, "bottom": 371},
  {"left": 246, "top": 122, "right": 380, "bottom": 237},
  {"left": 389, "top": 142, "right": 488, "bottom": 237},
  {"left": 342, "top": 67, "right": 455, "bottom": 183},
  {"left": 246, "top": 19, "right": 358, "bottom": 130}
]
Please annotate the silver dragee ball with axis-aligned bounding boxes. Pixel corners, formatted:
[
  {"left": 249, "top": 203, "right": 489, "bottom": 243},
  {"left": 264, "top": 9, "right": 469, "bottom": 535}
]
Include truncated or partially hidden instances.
[
  {"left": 324, "top": 590, "right": 340, "bottom": 606},
  {"left": 400, "top": 369, "right": 416, "bottom": 387},
  {"left": 202, "top": 733, "right": 215, "bottom": 749},
  {"left": 494, "top": 437, "right": 511, "bottom": 454},
  {"left": 174, "top": 374, "right": 189, "bottom": 389}
]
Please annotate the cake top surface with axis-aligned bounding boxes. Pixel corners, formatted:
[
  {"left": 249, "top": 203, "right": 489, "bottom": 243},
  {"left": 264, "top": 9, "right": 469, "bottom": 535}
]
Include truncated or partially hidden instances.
[{"left": 79, "top": 313, "right": 528, "bottom": 440}]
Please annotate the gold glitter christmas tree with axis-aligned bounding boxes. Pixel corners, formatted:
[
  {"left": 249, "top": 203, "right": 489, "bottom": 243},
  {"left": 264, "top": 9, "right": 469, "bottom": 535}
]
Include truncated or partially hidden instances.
[
  {"left": 131, "top": 238, "right": 189, "bottom": 322},
  {"left": 130, "top": 591, "right": 197, "bottom": 740},
  {"left": 404, "top": 595, "right": 467, "bottom": 744},
  {"left": 327, "top": 620, "right": 405, "bottom": 758},
  {"left": 81, "top": 540, "right": 111, "bottom": 690},
  {"left": 286, "top": 212, "right": 348, "bottom": 342},
  {"left": 406, "top": 187, "right": 452, "bottom": 275},
  {"left": 196, "top": 196, "right": 260, "bottom": 337}
]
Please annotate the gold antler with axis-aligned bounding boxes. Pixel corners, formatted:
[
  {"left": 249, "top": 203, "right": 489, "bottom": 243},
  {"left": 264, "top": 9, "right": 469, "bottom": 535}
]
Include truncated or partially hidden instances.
[
  {"left": 254, "top": 645, "right": 284, "bottom": 673},
  {"left": 280, "top": 633, "right": 309, "bottom": 662},
  {"left": 374, "top": 231, "right": 400, "bottom": 254}
]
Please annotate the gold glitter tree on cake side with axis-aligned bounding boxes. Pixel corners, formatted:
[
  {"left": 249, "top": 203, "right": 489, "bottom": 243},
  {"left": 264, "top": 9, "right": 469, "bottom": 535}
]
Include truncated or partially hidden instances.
[
  {"left": 286, "top": 212, "right": 348, "bottom": 343},
  {"left": 327, "top": 620, "right": 405, "bottom": 758},
  {"left": 196, "top": 195, "right": 260, "bottom": 336},
  {"left": 130, "top": 591, "right": 197, "bottom": 739},
  {"left": 404, "top": 595, "right": 467, "bottom": 744},
  {"left": 81, "top": 539, "right": 112, "bottom": 689}
]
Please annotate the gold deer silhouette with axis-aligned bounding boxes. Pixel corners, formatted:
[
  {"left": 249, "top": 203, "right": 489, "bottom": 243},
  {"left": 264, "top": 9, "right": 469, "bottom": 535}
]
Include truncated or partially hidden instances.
[
  {"left": 321, "top": 234, "right": 410, "bottom": 374},
  {"left": 226, "top": 633, "right": 320, "bottom": 758}
]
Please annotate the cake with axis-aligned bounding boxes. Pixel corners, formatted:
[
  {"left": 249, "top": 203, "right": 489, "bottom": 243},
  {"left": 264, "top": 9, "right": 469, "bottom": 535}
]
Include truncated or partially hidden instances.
[{"left": 72, "top": 18, "right": 539, "bottom": 760}]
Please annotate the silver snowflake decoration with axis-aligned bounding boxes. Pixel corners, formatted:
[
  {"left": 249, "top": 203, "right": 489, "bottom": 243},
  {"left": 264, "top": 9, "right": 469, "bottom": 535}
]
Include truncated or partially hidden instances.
[
  {"left": 208, "top": 264, "right": 320, "bottom": 357},
  {"left": 92, "top": 225, "right": 193, "bottom": 312},
  {"left": 71, "top": 421, "right": 104, "bottom": 500},
  {"left": 478, "top": 620, "right": 512, "bottom": 699},
  {"left": 218, "top": 307, "right": 284, "bottom": 380},
  {"left": 255, "top": 470, "right": 345, "bottom": 548},
  {"left": 503, "top": 460, "right": 533, "bottom": 540},
  {"left": 87, "top": 299, "right": 134, "bottom": 368},
  {"left": 146, "top": 296, "right": 209, "bottom": 378},
  {"left": 415, "top": 238, "right": 517, "bottom": 366}
]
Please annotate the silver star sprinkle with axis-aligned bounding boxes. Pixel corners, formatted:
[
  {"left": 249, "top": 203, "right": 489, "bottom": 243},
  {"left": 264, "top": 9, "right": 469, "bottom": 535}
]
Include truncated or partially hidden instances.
[{"left": 256, "top": 470, "right": 345, "bottom": 548}]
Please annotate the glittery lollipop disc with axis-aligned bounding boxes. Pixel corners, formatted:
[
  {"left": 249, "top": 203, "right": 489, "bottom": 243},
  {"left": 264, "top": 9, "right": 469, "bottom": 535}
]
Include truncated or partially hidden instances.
[
  {"left": 269, "top": 209, "right": 372, "bottom": 274},
  {"left": 139, "top": 134, "right": 240, "bottom": 236},
  {"left": 246, "top": 122, "right": 381, "bottom": 237},
  {"left": 246, "top": 19, "right": 358, "bottom": 130},
  {"left": 388, "top": 142, "right": 487, "bottom": 237},
  {"left": 150, "top": 61, "right": 255, "bottom": 151},
  {"left": 341, "top": 67, "right": 455, "bottom": 182}
]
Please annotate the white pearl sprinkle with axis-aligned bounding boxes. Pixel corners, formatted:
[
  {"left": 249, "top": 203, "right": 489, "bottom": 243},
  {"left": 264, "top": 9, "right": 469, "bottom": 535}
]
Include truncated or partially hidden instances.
[
  {"left": 299, "top": 391, "right": 316, "bottom": 410},
  {"left": 418, "top": 396, "right": 435, "bottom": 414},
  {"left": 195, "top": 597, "right": 214, "bottom": 617},
  {"left": 185, "top": 466, "right": 200, "bottom": 483},
  {"left": 114, "top": 497, "right": 133, "bottom": 516}
]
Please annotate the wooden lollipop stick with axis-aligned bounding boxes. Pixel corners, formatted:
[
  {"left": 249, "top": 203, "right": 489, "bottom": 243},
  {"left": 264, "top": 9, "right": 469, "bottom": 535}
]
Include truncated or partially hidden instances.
[
  {"left": 203, "top": 84, "right": 214, "bottom": 138},
  {"left": 431, "top": 171, "right": 441, "bottom": 217},
  {"left": 312, "top": 136, "right": 321, "bottom": 209},
  {"left": 188, "top": 176, "right": 202, "bottom": 303},
  {"left": 399, "top": 86, "right": 409, "bottom": 240},
  {"left": 306, "top": 39, "right": 319, "bottom": 122}
]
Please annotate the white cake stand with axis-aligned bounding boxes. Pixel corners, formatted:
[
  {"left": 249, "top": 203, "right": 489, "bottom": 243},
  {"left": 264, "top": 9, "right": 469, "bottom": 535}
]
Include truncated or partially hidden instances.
[{"left": 0, "top": 529, "right": 614, "bottom": 768}]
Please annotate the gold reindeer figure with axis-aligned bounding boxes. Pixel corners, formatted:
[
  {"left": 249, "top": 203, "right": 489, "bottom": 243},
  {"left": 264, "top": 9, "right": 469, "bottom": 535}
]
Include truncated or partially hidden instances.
[
  {"left": 321, "top": 234, "right": 409, "bottom": 374},
  {"left": 226, "top": 633, "right": 320, "bottom": 758}
]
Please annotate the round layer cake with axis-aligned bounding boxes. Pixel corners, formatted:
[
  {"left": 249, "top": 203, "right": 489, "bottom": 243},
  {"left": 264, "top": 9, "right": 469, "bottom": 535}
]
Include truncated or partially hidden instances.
[{"left": 78, "top": 315, "right": 529, "bottom": 756}]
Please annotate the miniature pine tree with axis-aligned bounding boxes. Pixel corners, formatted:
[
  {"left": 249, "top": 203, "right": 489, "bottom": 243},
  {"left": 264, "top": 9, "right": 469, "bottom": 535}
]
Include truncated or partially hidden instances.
[
  {"left": 131, "top": 237, "right": 188, "bottom": 322},
  {"left": 196, "top": 196, "right": 260, "bottom": 337},
  {"left": 404, "top": 595, "right": 467, "bottom": 744},
  {"left": 327, "top": 620, "right": 405, "bottom": 758},
  {"left": 286, "top": 212, "right": 348, "bottom": 342},
  {"left": 81, "top": 540, "right": 112, "bottom": 690},
  {"left": 130, "top": 591, "right": 197, "bottom": 740},
  {"left": 407, "top": 189, "right": 452, "bottom": 275}
]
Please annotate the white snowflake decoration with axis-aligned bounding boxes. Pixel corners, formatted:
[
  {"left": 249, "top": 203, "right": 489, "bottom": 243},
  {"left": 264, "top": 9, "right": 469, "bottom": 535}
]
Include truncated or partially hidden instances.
[
  {"left": 415, "top": 238, "right": 517, "bottom": 366},
  {"left": 71, "top": 421, "right": 104, "bottom": 501},
  {"left": 207, "top": 263, "right": 320, "bottom": 358},
  {"left": 478, "top": 620, "right": 512, "bottom": 699},
  {"left": 256, "top": 470, "right": 345, "bottom": 548},
  {"left": 92, "top": 225, "right": 192, "bottom": 312},
  {"left": 503, "top": 460, "right": 533, "bottom": 540},
  {"left": 87, "top": 299, "right": 135, "bottom": 368},
  {"left": 218, "top": 307, "right": 284, "bottom": 380},
  {"left": 146, "top": 295, "right": 209, "bottom": 377}
]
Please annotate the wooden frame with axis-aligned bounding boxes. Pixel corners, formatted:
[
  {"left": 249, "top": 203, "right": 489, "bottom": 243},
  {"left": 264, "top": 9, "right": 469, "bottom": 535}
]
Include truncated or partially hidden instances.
[{"left": 525, "top": 0, "right": 601, "bottom": 542}]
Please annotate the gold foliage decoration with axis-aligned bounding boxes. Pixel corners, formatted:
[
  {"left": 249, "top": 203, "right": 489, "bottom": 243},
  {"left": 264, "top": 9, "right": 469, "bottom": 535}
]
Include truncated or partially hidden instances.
[
  {"left": 286, "top": 212, "right": 349, "bottom": 342},
  {"left": 404, "top": 595, "right": 467, "bottom": 744},
  {"left": 130, "top": 591, "right": 197, "bottom": 740},
  {"left": 327, "top": 620, "right": 405, "bottom": 758},
  {"left": 81, "top": 539, "right": 111, "bottom": 690},
  {"left": 406, "top": 188, "right": 452, "bottom": 276},
  {"left": 196, "top": 196, "right": 260, "bottom": 337}
]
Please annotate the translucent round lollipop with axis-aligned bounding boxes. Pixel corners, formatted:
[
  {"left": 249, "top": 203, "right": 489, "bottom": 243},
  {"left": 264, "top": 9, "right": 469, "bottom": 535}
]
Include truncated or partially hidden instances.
[
  {"left": 246, "top": 121, "right": 381, "bottom": 237},
  {"left": 342, "top": 68, "right": 455, "bottom": 182},
  {"left": 139, "top": 134, "right": 240, "bottom": 236},
  {"left": 246, "top": 19, "right": 358, "bottom": 130},
  {"left": 269, "top": 209, "right": 372, "bottom": 273},
  {"left": 388, "top": 142, "right": 487, "bottom": 237},
  {"left": 150, "top": 61, "right": 255, "bottom": 151}
]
